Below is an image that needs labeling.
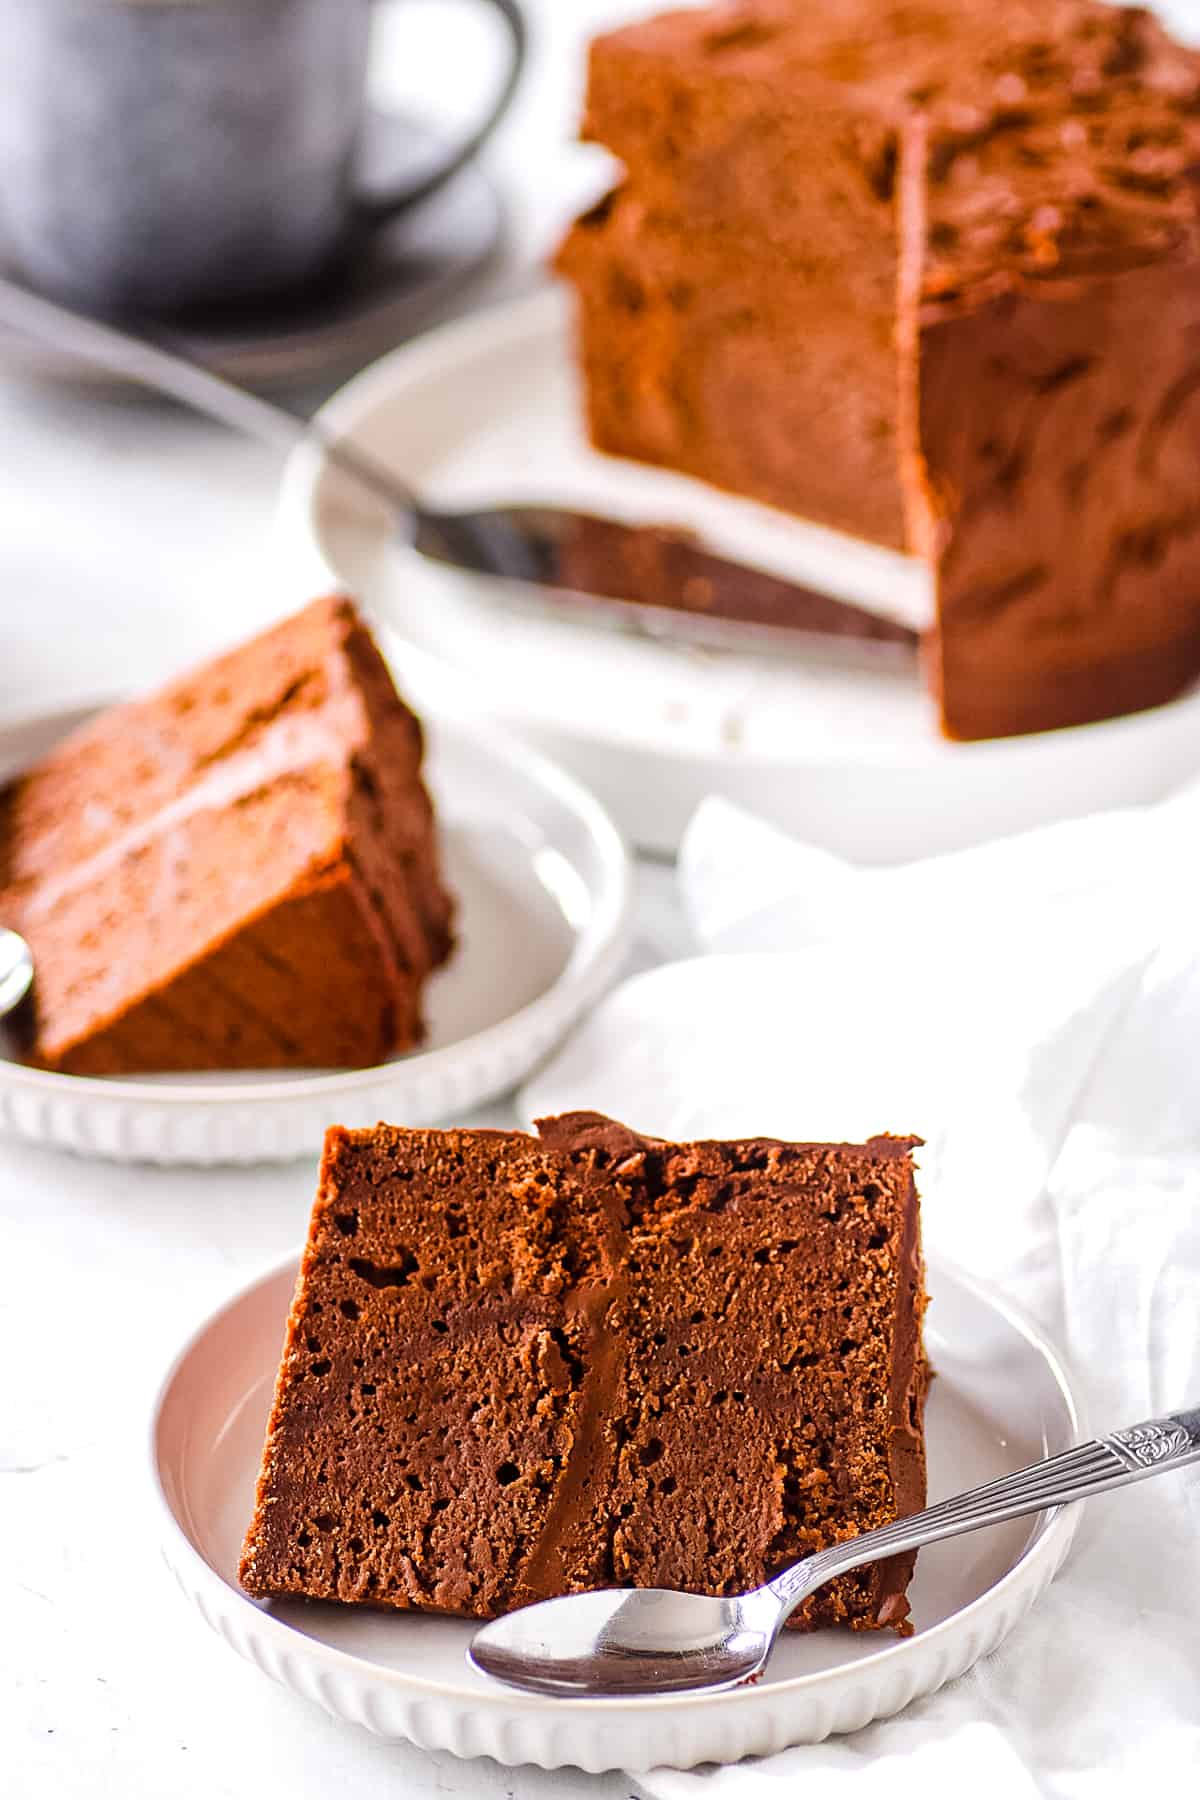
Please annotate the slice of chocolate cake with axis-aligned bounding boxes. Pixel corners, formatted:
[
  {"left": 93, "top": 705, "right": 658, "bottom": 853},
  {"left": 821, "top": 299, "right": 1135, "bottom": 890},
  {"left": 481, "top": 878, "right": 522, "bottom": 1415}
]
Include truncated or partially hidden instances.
[
  {"left": 240, "top": 1114, "right": 927, "bottom": 1634},
  {"left": 0, "top": 596, "right": 453, "bottom": 1074},
  {"left": 558, "top": 0, "right": 1200, "bottom": 740}
]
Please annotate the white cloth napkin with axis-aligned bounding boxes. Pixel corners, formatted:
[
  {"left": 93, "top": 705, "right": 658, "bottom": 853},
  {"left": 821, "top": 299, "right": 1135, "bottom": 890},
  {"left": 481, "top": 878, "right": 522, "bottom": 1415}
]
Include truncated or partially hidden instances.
[{"left": 519, "top": 788, "right": 1200, "bottom": 1794}]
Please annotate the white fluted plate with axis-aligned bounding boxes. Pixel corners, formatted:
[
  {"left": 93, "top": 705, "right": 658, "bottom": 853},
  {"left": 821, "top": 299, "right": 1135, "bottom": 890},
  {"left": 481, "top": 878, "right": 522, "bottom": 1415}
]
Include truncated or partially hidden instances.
[
  {"left": 151, "top": 1255, "right": 1080, "bottom": 1771},
  {"left": 0, "top": 695, "right": 630, "bottom": 1164}
]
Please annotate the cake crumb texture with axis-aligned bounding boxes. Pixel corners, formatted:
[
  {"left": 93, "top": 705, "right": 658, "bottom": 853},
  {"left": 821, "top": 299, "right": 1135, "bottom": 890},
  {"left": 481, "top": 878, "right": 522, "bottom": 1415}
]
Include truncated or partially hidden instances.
[
  {"left": 558, "top": 0, "right": 1200, "bottom": 739},
  {"left": 0, "top": 596, "right": 453, "bottom": 1073},
  {"left": 240, "top": 1113, "right": 928, "bottom": 1634}
]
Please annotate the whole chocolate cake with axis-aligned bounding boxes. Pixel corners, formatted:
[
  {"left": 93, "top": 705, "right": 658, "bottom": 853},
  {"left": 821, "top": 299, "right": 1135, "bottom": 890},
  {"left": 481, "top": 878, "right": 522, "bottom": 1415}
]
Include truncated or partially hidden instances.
[
  {"left": 557, "top": 0, "right": 1200, "bottom": 740},
  {"left": 240, "top": 1113, "right": 928, "bottom": 1634},
  {"left": 0, "top": 596, "right": 453, "bottom": 1073}
]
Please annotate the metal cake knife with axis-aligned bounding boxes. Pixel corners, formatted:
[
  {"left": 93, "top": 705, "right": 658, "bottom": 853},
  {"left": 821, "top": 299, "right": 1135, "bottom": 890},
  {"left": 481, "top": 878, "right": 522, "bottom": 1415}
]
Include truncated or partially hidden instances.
[{"left": 0, "top": 276, "right": 918, "bottom": 667}]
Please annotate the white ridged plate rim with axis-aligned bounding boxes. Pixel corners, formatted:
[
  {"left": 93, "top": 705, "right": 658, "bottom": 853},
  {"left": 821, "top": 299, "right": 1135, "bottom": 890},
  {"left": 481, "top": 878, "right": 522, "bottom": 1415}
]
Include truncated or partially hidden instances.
[{"left": 150, "top": 1252, "right": 1082, "bottom": 1771}]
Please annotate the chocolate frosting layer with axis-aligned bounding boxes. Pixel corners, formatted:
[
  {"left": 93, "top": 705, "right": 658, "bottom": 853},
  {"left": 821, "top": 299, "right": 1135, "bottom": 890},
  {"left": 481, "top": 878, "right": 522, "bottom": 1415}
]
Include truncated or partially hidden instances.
[{"left": 537, "top": 1113, "right": 929, "bottom": 1630}]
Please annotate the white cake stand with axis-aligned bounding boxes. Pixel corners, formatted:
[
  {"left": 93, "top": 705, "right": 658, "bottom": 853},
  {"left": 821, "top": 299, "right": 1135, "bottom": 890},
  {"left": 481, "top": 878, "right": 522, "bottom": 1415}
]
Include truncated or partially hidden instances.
[{"left": 278, "top": 286, "right": 1200, "bottom": 860}]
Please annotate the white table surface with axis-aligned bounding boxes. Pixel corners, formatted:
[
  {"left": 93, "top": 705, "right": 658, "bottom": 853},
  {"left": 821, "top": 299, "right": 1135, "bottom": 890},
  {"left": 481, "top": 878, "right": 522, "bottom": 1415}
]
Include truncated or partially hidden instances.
[{"left": 1, "top": 5, "right": 687, "bottom": 1796}]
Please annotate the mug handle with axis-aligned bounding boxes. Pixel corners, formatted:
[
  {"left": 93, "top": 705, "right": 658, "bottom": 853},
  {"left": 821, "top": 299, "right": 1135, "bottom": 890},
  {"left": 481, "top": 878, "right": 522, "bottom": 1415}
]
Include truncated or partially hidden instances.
[{"left": 355, "top": 0, "right": 526, "bottom": 219}]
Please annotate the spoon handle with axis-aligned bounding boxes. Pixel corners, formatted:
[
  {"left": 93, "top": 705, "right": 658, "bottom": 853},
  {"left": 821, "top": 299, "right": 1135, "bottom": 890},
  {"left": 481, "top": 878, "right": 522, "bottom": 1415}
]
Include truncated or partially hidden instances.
[
  {"left": 0, "top": 274, "right": 418, "bottom": 518},
  {"left": 768, "top": 1405, "right": 1200, "bottom": 1616}
]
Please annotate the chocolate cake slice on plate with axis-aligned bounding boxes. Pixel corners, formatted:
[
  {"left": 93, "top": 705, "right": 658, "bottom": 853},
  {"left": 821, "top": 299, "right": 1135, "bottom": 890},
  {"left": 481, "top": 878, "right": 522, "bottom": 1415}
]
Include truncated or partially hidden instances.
[
  {"left": 240, "top": 1113, "right": 928, "bottom": 1634},
  {"left": 0, "top": 596, "right": 453, "bottom": 1073}
]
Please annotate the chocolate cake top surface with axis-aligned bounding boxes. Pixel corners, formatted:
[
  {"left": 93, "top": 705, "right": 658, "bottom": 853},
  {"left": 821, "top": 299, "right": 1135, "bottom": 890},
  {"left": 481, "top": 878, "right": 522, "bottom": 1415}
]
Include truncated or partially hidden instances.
[
  {"left": 240, "top": 1113, "right": 927, "bottom": 1634},
  {"left": 589, "top": 0, "right": 1200, "bottom": 295}
]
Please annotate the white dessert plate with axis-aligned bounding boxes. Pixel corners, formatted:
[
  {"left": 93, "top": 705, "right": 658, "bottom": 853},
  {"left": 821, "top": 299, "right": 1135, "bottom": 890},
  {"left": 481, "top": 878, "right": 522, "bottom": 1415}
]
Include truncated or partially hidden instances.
[
  {"left": 0, "top": 695, "right": 630, "bottom": 1165},
  {"left": 152, "top": 1253, "right": 1080, "bottom": 1773},
  {"left": 278, "top": 285, "right": 1200, "bottom": 859}
]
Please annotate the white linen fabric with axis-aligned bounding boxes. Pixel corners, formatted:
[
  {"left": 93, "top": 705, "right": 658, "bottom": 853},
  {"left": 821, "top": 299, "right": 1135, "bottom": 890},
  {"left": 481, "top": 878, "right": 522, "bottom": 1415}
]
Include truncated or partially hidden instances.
[{"left": 520, "top": 788, "right": 1200, "bottom": 1795}]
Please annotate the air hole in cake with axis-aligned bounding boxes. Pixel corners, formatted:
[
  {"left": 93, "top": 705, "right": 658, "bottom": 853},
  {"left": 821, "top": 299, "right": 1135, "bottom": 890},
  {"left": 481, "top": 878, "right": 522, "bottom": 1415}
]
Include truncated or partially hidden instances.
[
  {"left": 338, "top": 1299, "right": 360, "bottom": 1320},
  {"left": 333, "top": 1212, "right": 359, "bottom": 1238},
  {"left": 1035, "top": 354, "right": 1096, "bottom": 395},
  {"left": 431, "top": 1319, "right": 448, "bottom": 1334},
  {"left": 349, "top": 1252, "right": 417, "bottom": 1289},
  {"left": 406, "top": 1473, "right": 423, "bottom": 1492},
  {"left": 310, "top": 1359, "right": 331, "bottom": 1377},
  {"left": 638, "top": 1438, "right": 665, "bottom": 1466},
  {"left": 353, "top": 762, "right": 380, "bottom": 804},
  {"left": 372, "top": 1510, "right": 389, "bottom": 1528},
  {"left": 496, "top": 1462, "right": 520, "bottom": 1486},
  {"left": 666, "top": 1173, "right": 702, "bottom": 1202},
  {"left": 659, "top": 1475, "right": 678, "bottom": 1496},
  {"left": 348, "top": 1537, "right": 364, "bottom": 1556},
  {"left": 314, "top": 1514, "right": 335, "bottom": 1533},
  {"left": 863, "top": 135, "right": 899, "bottom": 203},
  {"left": 360, "top": 1382, "right": 376, "bottom": 1395},
  {"left": 297, "top": 1530, "right": 311, "bottom": 1548},
  {"left": 305, "top": 1334, "right": 321, "bottom": 1352},
  {"left": 702, "top": 19, "right": 778, "bottom": 54}
]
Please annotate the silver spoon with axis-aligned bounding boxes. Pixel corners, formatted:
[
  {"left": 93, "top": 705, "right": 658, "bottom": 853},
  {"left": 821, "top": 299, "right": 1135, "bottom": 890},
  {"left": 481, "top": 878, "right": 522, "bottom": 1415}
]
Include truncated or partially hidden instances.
[
  {"left": 0, "top": 928, "right": 34, "bottom": 1021},
  {"left": 470, "top": 1403, "right": 1200, "bottom": 1698},
  {"left": 0, "top": 275, "right": 918, "bottom": 667}
]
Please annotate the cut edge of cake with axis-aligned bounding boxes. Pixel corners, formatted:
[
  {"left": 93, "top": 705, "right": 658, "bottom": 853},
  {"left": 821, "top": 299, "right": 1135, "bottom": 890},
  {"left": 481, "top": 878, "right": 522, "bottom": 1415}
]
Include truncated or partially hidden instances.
[
  {"left": 0, "top": 595, "right": 454, "bottom": 1073},
  {"left": 239, "top": 1113, "right": 928, "bottom": 1635}
]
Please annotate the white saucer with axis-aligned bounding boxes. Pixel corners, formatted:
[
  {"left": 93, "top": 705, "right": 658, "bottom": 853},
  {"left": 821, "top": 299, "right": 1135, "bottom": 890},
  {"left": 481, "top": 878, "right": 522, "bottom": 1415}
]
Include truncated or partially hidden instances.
[
  {"left": 0, "top": 114, "right": 502, "bottom": 393},
  {"left": 151, "top": 1254, "right": 1079, "bottom": 1772},
  {"left": 279, "top": 286, "right": 1200, "bottom": 858},
  {"left": 0, "top": 695, "right": 630, "bottom": 1165}
]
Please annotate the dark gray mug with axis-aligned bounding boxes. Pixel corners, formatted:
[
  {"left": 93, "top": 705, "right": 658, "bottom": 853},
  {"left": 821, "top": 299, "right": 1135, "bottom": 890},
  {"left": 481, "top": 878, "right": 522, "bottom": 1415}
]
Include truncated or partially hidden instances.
[{"left": 0, "top": 0, "right": 525, "bottom": 317}]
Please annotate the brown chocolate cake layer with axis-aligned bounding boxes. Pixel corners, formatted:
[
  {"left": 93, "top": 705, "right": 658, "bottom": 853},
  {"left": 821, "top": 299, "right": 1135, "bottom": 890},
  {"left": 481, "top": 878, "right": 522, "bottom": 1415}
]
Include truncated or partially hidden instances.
[
  {"left": 240, "top": 1114, "right": 928, "bottom": 1634},
  {"left": 0, "top": 596, "right": 453, "bottom": 1073},
  {"left": 558, "top": 0, "right": 1200, "bottom": 740}
]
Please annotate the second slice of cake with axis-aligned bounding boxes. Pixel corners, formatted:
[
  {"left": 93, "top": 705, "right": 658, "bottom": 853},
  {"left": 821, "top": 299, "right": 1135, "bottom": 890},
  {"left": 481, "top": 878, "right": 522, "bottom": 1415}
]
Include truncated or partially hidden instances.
[
  {"left": 0, "top": 596, "right": 453, "bottom": 1073},
  {"left": 241, "top": 1113, "right": 928, "bottom": 1633}
]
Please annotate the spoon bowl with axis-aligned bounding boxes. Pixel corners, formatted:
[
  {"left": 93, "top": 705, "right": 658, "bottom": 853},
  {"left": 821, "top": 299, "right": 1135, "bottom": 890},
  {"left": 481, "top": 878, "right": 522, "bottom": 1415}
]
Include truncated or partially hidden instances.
[
  {"left": 469, "top": 1588, "right": 778, "bottom": 1698},
  {"left": 0, "top": 928, "right": 34, "bottom": 1020}
]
